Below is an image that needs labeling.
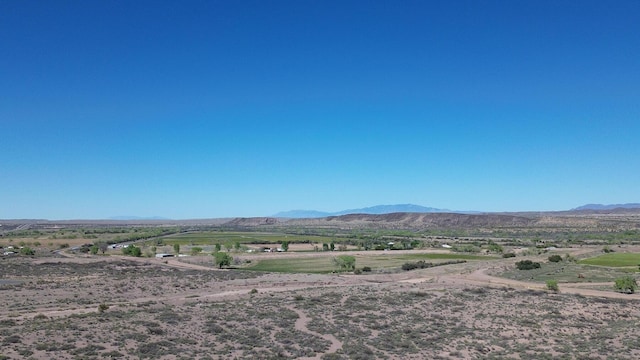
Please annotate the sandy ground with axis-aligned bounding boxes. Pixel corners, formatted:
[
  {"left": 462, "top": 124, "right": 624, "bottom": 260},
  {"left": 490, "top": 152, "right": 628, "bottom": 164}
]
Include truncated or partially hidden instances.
[{"left": 2, "top": 246, "right": 640, "bottom": 359}]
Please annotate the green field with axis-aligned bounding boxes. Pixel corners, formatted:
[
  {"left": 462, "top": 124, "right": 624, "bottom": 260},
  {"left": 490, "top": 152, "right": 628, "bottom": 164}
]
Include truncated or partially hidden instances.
[
  {"left": 152, "top": 231, "right": 338, "bottom": 246},
  {"left": 578, "top": 252, "right": 640, "bottom": 267},
  {"left": 245, "top": 253, "right": 493, "bottom": 273}
]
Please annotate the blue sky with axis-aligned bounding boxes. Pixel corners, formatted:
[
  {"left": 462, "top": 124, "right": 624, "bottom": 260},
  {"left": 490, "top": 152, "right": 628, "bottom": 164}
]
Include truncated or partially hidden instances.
[{"left": 1, "top": 0, "right": 639, "bottom": 219}]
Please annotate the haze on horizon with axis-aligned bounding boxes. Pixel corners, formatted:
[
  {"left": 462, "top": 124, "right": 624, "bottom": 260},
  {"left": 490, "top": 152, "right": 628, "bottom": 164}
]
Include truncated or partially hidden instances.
[{"left": 2, "top": 1, "right": 639, "bottom": 220}]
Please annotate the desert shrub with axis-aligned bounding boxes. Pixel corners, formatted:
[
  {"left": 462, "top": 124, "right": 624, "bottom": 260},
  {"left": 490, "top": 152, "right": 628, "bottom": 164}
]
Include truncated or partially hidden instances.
[
  {"left": 502, "top": 252, "right": 516, "bottom": 258},
  {"left": 71, "top": 344, "right": 106, "bottom": 356},
  {"left": 515, "top": 260, "right": 541, "bottom": 270},
  {"left": 614, "top": 276, "right": 638, "bottom": 294},
  {"left": 98, "top": 304, "right": 109, "bottom": 313},
  {"left": 354, "top": 268, "right": 362, "bottom": 274},
  {"left": 603, "top": 246, "right": 615, "bottom": 253},
  {"left": 546, "top": 279, "right": 559, "bottom": 292},
  {"left": 204, "top": 320, "right": 224, "bottom": 334},
  {"left": 4, "top": 334, "right": 21, "bottom": 344},
  {"left": 249, "top": 288, "right": 258, "bottom": 294},
  {"left": 548, "top": 254, "right": 562, "bottom": 263},
  {"left": 19, "top": 247, "right": 35, "bottom": 256},
  {"left": 102, "top": 350, "right": 124, "bottom": 358},
  {"left": 0, "top": 320, "right": 16, "bottom": 327},
  {"left": 190, "top": 246, "right": 203, "bottom": 255},
  {"left": 402, "top": 262, "right": 420, "bottom": 271},
  {"left": 362, "top": 266, "right": 372, "bottom": 272},
  {"left": 147, "top": 326, "right": 165, "bottom": 335}
]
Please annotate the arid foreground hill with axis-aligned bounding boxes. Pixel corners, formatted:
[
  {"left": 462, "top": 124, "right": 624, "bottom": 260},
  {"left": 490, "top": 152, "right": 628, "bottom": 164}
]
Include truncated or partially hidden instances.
[{"left": 231, "top": 210, "right": 640, "bottom": 232}]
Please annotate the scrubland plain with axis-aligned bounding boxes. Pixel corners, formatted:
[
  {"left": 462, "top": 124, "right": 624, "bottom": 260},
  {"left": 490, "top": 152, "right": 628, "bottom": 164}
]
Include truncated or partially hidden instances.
[{"left": 1, "top": 211, "right": 640, "bottom": 359}]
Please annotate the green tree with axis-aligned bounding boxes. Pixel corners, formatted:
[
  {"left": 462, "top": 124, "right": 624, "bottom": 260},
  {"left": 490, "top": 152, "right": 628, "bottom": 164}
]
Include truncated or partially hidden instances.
[
  {"left": 173, "top": 243, "right": 180, "bottom": 254},
  {"left": 122, "top": 245, "right": 142, "bottom": 257},
  {"left": 281, "top": 241, "right": 289, "bottom": 252},
  {"left": 90, "top": 245, "right": 99, "bottom": 255},
  {"left": 332, "top": 255, "right": 356, "bottom": 271},
  {"left": 330, "top": 242, "right": 335, "bottom": 251},
  {"left": 215, "top": 243, "right": 222, "bottom": 252},
  {"left": 487, "top": 242, "right": 503, "bottom": 253},
  {"left": 614, "top": 276, "right": 638, "bottom": 294},
  {"left": 322, "top": 243, "right": 329, "bottom": 251},
  {"left": 213, "top": 252, "right": 232, "bottom": 269}
]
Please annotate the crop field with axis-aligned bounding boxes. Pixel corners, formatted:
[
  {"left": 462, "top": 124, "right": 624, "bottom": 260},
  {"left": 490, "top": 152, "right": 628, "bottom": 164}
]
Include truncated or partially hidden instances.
[
  {"left": 155, "top": 231, "right": 340, "bottom": 246},
  {"left": 3, "top": 215, "right": 640, "bottom": 359},
  {"left": 578, "top": 252, "right": 640, "bottom": 267},
  {"left": 498, "top": 261, "right": 637, "bottom": 283},
  {"left": 244, "top": 253, "right": 494, "bottom": 273}
]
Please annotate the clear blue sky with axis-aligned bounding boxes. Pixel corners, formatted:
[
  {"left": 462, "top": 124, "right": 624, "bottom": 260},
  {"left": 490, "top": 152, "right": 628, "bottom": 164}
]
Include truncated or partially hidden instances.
[{"left": 2, "top": 0, "right": 639, "bottom": 219}]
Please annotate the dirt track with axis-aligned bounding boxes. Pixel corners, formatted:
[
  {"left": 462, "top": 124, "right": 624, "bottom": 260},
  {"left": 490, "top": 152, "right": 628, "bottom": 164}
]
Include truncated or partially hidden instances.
[{"left": 8, "top": 246, "right": 637, "bottom": 323}]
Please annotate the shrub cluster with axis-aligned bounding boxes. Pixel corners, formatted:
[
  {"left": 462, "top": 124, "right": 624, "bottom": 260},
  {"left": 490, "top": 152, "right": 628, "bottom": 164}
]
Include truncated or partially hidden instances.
[
  {"left": 401, "top": 260, "right": 466, "bottom": 271},
  {"left": 502, "top": 253, "right": 516, "bottom": 258},
  {"left": 19, "top": 247, "right": 35, "bottom": 256},
  {"left": 122, "top": 245, "right": 142, "bottom": 257},
  {"left": 548, "top": 254, "right": 562, "bottom": 263},
  {"left": 614, "top": 275, "right": 638, "bottom": 294},
  {"left": 515, "top": 260, "right": 541, "bottom": 270}
]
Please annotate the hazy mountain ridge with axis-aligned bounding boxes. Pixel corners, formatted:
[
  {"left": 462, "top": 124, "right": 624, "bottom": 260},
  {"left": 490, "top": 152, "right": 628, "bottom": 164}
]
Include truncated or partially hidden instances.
[
  {"left": 274, "top": 204, "right": 450, "bottom": 218},
  {"left": 571, "top": 203, "right": 640, "bottom": 211},
  {"left": 108, "top": 216, "right": 169, "bottom": 220}
]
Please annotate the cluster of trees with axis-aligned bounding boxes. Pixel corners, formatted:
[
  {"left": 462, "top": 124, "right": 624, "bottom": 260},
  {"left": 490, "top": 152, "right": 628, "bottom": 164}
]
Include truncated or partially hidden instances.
[
  {"left": 401, "top": 259, "right": 467, "bottom": 271},
  {"left": 122, "top": 245, "right": 141, "bottom": 257},
  {"left": 90, "top": 241, "right": 108, "bottom": 255},
  {"left": 515, "top": 260, "right": 541, "bottom": 270}
]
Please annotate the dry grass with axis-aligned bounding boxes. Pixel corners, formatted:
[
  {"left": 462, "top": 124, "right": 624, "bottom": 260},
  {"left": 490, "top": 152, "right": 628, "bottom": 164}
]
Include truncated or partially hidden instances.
[{"left": 2, "top": 252, "right": 640, "bottom": 359}]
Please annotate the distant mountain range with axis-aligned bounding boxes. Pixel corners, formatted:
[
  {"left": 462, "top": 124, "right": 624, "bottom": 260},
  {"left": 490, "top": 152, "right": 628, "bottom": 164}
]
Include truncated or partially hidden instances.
[
  {"left": 108, "top": 216, "right": 169, "bottom": 220},
  {"left": 105, "top": 203, "right": 640, "bottom": 221},
  {"left": 274, "top": 204, "right": 452, "bottom": 218},
  {"left": 571, "top": 203, "right": 640, "bottom": 211}
]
